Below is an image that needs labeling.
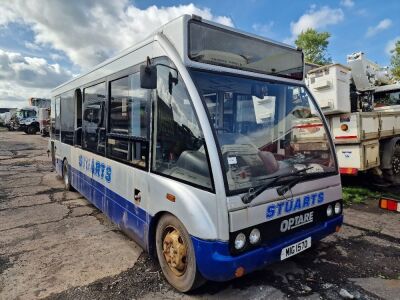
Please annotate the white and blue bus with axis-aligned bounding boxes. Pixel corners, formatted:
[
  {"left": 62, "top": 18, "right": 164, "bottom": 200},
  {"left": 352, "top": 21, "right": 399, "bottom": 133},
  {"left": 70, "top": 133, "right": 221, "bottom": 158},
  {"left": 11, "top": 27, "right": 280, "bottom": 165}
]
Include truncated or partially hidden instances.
[{"left": 50, "top": 15, "right": 343, "bottom": 292}]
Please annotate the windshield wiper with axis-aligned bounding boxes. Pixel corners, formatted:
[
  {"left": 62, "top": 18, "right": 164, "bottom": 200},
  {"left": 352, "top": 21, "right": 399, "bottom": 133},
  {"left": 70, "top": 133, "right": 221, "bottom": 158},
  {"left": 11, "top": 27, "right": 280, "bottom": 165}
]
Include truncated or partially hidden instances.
[{"left": 241, "top": 167, "right": 314, "bottom": 204}]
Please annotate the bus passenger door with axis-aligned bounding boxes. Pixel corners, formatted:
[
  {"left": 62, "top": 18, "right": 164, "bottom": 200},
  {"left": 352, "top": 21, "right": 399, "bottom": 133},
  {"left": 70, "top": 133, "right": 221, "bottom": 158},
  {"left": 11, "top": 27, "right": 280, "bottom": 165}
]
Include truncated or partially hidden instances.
[{"left": 106, "top": 73, "right": 151, "bottom": 248}]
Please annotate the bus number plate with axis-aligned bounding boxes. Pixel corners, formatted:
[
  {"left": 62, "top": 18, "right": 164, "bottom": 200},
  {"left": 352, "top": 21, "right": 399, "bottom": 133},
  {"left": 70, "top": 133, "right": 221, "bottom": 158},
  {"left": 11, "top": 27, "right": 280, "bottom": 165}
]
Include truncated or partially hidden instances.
[{"left": 280, "top": 237, "right": 311, "bottom": 260}]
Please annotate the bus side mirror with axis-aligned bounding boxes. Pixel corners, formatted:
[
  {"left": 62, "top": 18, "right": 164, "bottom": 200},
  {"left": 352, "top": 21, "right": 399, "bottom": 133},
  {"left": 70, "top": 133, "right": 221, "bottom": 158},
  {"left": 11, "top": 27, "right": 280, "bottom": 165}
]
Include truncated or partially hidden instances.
[{"left": 140, "top": 65, "right": 157, "bottom": 89}]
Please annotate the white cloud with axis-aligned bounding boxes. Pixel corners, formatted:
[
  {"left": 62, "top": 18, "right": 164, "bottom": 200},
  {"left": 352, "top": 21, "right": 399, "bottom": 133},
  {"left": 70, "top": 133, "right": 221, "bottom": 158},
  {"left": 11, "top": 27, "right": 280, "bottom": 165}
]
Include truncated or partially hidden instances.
[
  {"left": 24, "top": 41, "right": 41, "bottom": 51},
  {"left": 0, "top": 1, "right": 233, "bottom": 70},
  {"left": 340, "top": 0, "right": 354, "bottom": 8},
  {"left": 366, "top": 18, "right": 392, "bottom": 37},
  {"left": 0, "top": 1, "right": 232, "bottom": 108},
  {"left": 385, "top": 36, "right": 400, "bottom": 56},
  {"left": 49, "top": 53, "right": 63, "bottom": 61},
  {"left": 252, "top": 21, "right": 274, "bottom": 37},
  {"left": 0, "top": 49, "right": 72, "bottom": 108},
  {"left": 284, "top": 6, "right": 344, "bottom": 44},
  {"left": 290, "top": 6, "right": 344, "bottom": 37}
]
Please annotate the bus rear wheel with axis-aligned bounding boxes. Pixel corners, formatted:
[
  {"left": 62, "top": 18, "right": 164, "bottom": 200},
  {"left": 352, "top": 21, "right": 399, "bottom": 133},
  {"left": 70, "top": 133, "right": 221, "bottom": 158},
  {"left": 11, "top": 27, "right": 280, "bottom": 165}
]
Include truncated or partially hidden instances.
[
  {"left": 63, "top": 160, "right": 73, "bottom": 191},
  {"left": 155, "top": 214, "right": 205, "bottom": 292}
]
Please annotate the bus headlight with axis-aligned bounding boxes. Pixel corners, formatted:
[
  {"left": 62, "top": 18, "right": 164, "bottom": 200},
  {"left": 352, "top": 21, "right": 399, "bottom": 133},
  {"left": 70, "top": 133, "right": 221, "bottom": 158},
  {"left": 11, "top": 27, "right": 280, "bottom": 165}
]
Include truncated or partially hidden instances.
[
  {"left": 326, "top": 205, "right": 333, "bottom": 217},
  {"left": 249, "top": 228, "right": 261, "bottom": 244},
  {"left": 234, "top": 233, "right": 246, "bottom": 250},
  {"left": 334, "top": 202, "right": 341, "bottom": 214}
]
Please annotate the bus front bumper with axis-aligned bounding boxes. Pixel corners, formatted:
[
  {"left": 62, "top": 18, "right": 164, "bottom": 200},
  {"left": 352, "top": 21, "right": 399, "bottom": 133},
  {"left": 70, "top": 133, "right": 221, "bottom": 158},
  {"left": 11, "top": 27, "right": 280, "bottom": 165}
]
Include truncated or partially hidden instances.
[{"left": 191, "top": 215, "right": 343, "bottom": 282}]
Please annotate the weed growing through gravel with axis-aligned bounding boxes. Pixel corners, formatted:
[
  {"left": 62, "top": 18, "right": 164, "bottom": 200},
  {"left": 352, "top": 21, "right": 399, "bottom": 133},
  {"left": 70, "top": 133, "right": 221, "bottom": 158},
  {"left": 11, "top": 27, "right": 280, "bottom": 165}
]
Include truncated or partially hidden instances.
[{"left": 342, "top": 186, "right": 380, "bottom": 206}]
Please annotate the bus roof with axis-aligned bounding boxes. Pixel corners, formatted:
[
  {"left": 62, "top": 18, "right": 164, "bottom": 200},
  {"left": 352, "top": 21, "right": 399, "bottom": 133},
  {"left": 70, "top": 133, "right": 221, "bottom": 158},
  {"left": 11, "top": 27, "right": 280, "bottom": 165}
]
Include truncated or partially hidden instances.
[{"left": 52, "top": 14, "right": 300, "bottom": 96}]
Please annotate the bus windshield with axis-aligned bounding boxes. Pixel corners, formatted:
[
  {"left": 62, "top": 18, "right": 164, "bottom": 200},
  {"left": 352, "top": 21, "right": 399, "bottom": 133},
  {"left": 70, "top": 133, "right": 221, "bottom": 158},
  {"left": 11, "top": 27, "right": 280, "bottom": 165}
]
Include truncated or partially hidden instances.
[{"left": 190, "top": 69, "right": 337, "bottom": 193}]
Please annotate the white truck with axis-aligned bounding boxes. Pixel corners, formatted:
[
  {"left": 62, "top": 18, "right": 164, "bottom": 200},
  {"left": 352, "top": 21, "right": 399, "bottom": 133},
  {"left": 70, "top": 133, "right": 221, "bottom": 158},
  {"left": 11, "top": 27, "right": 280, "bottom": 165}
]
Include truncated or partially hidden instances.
[
  {"left": 301, "top": 52, "right": 400, "bottom": 184},
  {"left": 8, "top": 106, "right": 40, "bottom": 134},
  {"left": 7, "top": 98, "right": 51, "bottom": 134}
]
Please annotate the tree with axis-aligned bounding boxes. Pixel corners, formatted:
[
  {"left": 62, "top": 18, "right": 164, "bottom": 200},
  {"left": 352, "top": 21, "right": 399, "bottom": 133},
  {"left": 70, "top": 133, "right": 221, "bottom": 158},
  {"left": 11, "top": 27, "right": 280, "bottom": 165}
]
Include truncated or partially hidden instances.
[
  {"left": 295, "top": 29, "right": 332, "bottom": 65},
  {"left": 390, "top": 40, "right": 400, "bottom": 80}
]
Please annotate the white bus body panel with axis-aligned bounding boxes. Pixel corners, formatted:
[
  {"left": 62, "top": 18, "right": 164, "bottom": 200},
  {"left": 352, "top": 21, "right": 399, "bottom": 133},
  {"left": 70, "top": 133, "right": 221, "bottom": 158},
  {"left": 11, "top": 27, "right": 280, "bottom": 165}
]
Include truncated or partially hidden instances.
[
  {"left": 228, "top": 177, "right": 342, "bottom": 232},
  {"left": 55, "top": 143, "right": 220, "bottom": 241}
]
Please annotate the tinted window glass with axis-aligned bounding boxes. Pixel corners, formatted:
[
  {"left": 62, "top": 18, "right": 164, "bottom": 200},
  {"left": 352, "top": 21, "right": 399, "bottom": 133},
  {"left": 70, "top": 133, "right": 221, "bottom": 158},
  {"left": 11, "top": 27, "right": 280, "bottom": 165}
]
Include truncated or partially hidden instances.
[
  {"left": 152, "top": 59, "right": 212, "bottom": 189},
  {"left": 50, "top": 99, "right": 56, "bottom": 138},
  {"left": 189, "top": 21, "right": 304, "bottom": 80},
  {"left": 191, "top": 69, "right": 336, "bottom": 193},
  {"left": 82, "top": 82, "right": 106, "bottom": 155},
  {"left": 109, "top": 73, "right": 148, "bottom": 137},
  {"left": 60, "top": 90, "right": 74, "bottom": 145},
  {"left": 55, "top": 97, "right": 60, "bottom": 140},
  {"left": 108, "top": 73, "right": 150, "bottom": 168}
]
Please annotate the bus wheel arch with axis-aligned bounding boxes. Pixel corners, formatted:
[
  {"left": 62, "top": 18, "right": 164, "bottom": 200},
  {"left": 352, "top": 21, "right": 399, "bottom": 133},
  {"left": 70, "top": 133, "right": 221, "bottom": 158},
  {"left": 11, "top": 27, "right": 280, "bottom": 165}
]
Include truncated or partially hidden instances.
[
  {"left": 148, "top": 211, "right": 165, "bottom": 257},
  {"left": 154, "top": 212, "right": 205, "bottom": 292}
]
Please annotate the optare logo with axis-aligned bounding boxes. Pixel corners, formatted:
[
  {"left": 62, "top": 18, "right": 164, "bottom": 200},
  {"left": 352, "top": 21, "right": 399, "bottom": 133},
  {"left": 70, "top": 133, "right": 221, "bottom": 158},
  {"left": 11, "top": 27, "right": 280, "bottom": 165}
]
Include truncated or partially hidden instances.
[{"left": 280, "top": 212, "right": 314, "bottom": 232}]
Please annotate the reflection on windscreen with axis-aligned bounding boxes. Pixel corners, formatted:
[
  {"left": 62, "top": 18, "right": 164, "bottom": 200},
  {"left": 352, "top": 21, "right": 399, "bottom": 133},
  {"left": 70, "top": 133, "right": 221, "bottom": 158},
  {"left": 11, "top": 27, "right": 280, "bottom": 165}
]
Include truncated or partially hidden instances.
[
  {"left": 191, "top": 70, "right": 336, "bottom": 192},
  {"left": 189, "top": 21, "right": 304, "bottom": 80}
]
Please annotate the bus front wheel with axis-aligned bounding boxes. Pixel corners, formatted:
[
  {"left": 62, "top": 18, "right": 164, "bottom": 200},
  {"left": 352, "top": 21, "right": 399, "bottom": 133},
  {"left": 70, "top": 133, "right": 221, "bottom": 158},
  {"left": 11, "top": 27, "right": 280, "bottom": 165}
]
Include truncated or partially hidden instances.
[{"left": 155, "top": 214, "right": 205, "bottom": 292}]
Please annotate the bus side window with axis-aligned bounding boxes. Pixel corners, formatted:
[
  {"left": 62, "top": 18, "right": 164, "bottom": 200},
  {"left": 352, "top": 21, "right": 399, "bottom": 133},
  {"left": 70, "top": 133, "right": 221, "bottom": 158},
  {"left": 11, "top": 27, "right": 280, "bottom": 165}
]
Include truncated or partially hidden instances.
[
  {"left": 82, "top": 82, "right": 106, "bottom": 156},
  {"left": 152, "top": 59, "right": 212, "bottom": 190},
  {"left": 74, "top": 89, "right": 83, "bottom": 146},
  {"left": 50, "top": 98, "right": 56, "bottom": 139},
  {"left": 55, "top": 97, "right": 61, "bottom": 140},
  {"left": 60, "top": 90, "right": 74, "bottom": 145},
  {"left": 108, "top": 73, "right": 149, "bottom": 168}
]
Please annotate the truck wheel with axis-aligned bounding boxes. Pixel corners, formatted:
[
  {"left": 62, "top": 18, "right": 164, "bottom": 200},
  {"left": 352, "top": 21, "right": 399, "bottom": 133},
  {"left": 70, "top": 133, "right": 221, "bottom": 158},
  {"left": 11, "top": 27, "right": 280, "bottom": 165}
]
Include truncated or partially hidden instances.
[
  {"left": 26, "top": 125, "right": 37, "bottom": 135},
  {"left": 155, "top": 214, "right": 205, "bottom": 292},
  {"left": 63, "top": 160, "right": 73, "bottom": 191},
  {"left": 384, "top": 143, "right": 400, "bottom": 185}
]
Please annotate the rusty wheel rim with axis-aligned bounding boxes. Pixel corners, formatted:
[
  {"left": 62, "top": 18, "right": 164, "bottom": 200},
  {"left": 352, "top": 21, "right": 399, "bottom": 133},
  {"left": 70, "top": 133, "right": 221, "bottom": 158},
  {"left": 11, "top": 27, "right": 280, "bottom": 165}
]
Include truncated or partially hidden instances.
[{"left": 162, "top": 225, "right": 188, "bottom": 277}]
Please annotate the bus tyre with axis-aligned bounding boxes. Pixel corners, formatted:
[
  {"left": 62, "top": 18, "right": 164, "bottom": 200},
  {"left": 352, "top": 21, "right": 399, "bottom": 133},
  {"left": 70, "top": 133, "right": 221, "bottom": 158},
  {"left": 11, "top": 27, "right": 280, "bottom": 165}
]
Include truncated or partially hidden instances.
[
  {"left": 155, "top": 214, "right": 205, "bottom": 292},
  {"left": 63, "top": 160, "right": 73, "bottom": 191}
]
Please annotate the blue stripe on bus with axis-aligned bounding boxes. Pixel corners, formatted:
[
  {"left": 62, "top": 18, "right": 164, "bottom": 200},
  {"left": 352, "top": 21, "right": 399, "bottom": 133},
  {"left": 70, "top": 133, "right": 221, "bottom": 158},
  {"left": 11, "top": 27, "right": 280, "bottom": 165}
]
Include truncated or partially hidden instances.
[
  {"left": 70, "top": 166, "right": 150, "bottom": 249},
  {"left": 191, "top": 215, "right": 343, "bottom": 281},
  {"left": 64, "top": 162, "right": 343, "bottom": 282}
]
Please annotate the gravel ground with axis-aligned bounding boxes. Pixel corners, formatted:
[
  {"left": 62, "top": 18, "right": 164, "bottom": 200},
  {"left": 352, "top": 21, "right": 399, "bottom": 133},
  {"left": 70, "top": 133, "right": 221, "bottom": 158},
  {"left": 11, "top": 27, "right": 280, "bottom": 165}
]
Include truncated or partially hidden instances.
[{"left": 0, "top": 129, "right": 399, "bottom": 300}]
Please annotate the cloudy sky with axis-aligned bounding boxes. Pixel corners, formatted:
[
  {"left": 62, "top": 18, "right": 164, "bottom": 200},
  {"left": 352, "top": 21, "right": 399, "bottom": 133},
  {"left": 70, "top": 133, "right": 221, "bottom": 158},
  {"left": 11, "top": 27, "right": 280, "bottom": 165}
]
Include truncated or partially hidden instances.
[{"left": 0, "top": 0, "right": 399, "bottom": 108}]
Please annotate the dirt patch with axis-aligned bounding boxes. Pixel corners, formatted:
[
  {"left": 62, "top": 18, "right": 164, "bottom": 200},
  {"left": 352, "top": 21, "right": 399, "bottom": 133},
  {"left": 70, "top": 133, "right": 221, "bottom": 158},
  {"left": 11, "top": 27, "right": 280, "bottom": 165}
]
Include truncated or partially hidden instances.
[
  {"left": 0, "top": 256, "right": 12, "bottom": 275},
  {"left": 349, "top": 197, "right": 389, "bottom": 215},
  {"left": 46, "top": 254, "right": 170, "bottom": 300},
  {"left": 47, "top": 228, "right": 399, "bottom": 300}
]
